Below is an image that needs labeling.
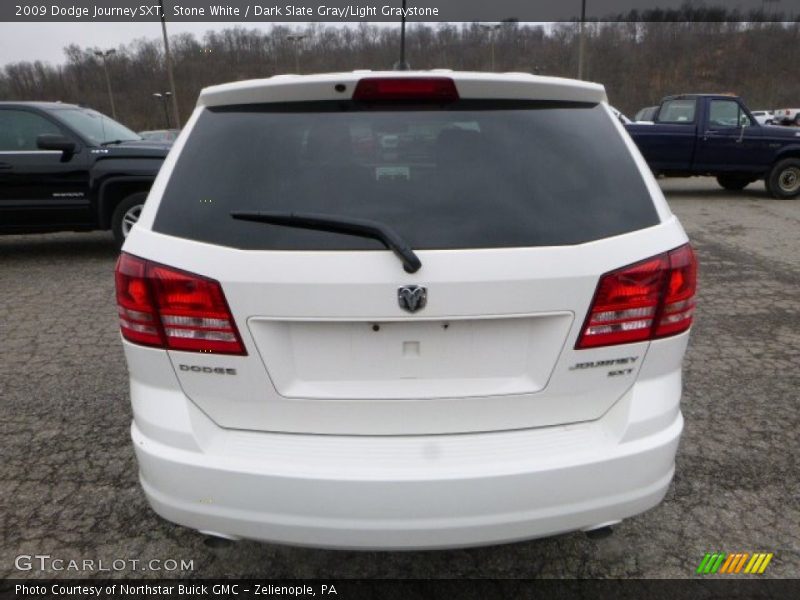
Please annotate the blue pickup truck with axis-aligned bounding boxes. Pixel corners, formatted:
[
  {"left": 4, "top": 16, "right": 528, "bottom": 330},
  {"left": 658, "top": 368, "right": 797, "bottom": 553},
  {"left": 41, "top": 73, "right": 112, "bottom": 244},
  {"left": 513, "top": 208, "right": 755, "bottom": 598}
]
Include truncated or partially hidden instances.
[{"left": 625, "top": 94, "right": 800, "bottom": 199}]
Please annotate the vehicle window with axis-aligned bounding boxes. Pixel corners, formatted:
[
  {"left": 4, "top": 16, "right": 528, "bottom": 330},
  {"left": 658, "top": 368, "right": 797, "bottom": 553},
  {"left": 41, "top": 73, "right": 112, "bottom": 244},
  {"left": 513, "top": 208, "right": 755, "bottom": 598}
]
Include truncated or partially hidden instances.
[
  {"left": 52, "top": 107, "right": 140, "bottom": 145},
  {"left": 154, "top": 101, "right": 659, "bottom": 250},
  {"left": 708, "top": 100, "right": 752, "bottom": 128},
  {"left": 634, "top": 107, "right": 656, "bottom": 121},
  {"left": 0, "top": 109, "right": 62, "bottom": 151},
  {"left": 656, "top": 99, "right": 697, "bottom": 123}
]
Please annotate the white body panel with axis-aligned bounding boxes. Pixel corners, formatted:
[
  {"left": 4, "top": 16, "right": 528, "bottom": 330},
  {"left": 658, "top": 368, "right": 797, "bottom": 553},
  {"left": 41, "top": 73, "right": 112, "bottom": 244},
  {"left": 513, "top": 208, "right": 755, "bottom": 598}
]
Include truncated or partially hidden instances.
[
  {"left": 128, "top": 335, "right": 685, "bottom": 549},
  {"left": 121, "top": 71, "right": 692, "bottom": 548},
  {"left": 124, "top": 218, "right": 685, "bottom": 435},
  {"left": 198, "top": 71, "right": 607, "bottom": 108}
]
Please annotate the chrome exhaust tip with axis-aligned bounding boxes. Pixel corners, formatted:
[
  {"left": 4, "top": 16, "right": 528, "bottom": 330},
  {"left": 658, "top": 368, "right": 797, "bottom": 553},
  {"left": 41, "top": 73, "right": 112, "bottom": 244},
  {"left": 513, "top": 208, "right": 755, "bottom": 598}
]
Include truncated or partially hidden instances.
[
  {"left": 582, "top": 520, "right": 620, "bottom": 539},
  {"left": 199, "top": 530, "right": 241, "bottom": 547}
]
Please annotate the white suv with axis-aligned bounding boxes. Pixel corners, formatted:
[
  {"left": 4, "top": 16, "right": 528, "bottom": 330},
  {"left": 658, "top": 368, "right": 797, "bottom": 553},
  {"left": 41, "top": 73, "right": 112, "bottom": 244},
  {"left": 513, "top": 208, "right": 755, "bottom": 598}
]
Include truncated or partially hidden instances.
[
  {"left": 750, "top": 110, "right": 774, "bottom": 126},
  {"left": 116, "top": 71, "right": 697, "bottom": 550},
  {"left": 773, "top": 107, "right": 800, "bottom": 126}
]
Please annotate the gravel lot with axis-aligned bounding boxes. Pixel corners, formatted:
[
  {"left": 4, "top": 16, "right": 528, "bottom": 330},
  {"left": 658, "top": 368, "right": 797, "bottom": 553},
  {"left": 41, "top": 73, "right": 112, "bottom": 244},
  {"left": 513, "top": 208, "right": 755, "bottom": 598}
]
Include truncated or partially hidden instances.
[{"left": 1, "top": 177, "right": 798, "bottom": 579}]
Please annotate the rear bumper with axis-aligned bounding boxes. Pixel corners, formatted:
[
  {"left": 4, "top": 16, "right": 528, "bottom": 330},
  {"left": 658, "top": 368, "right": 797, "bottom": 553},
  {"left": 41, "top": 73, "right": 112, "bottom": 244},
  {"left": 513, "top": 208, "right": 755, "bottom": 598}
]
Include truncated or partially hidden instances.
[
  {"left": 132, "top": 405, "right": 682, "bottom": 550},
  {"left": 128, "top": 332, "right": 688, "bottom": 550}
]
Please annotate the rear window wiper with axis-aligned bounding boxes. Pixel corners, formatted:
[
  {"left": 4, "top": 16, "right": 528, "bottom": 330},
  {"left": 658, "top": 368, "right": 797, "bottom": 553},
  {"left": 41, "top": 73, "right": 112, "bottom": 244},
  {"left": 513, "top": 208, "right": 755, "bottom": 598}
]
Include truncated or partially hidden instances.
[{"left": 230, "top": 211, "right": 422, "bottom": 273}]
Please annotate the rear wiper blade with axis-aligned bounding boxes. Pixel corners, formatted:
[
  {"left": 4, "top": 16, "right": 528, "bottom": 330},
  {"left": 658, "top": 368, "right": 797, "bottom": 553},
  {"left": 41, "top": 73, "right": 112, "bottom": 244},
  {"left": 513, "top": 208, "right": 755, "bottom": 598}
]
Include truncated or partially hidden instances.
[
  {"left": 230, "top": 211, "right": 422, "bottom": 274},
  {"left": 100, "top": 139, "right": 126, "bottom": 146}
]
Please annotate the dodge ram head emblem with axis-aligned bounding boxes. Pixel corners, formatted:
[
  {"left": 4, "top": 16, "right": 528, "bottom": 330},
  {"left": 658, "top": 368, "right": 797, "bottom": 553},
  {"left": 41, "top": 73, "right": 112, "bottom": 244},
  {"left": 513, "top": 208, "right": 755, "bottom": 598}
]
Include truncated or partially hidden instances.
[{"left": 398, "top": 285, "right": 427, "bottom": 313}]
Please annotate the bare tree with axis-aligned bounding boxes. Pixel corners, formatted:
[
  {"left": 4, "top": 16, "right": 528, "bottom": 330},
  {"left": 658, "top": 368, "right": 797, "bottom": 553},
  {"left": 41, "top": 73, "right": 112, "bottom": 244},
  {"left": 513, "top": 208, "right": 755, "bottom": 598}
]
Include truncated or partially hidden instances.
[{"left": 2, "top": 20, "right": 799, "bottom": 130}]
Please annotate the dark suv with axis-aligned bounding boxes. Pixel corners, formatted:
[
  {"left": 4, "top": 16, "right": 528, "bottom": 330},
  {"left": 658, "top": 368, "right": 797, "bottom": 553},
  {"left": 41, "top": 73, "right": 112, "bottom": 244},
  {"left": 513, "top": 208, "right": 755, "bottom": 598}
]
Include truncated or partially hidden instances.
[{"left": 0, "top": 102, "right": 170, "bottom": 244}]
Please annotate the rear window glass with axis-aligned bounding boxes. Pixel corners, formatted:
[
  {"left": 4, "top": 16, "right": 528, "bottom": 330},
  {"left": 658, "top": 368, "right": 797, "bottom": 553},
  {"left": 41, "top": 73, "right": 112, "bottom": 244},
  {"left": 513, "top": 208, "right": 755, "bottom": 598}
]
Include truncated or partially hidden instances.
[
  {"left": 657, "top": 99, "right": 697, "bottom": 123},
  {"left": 153, "top": 100, "right": 659, "bottom": 250}
]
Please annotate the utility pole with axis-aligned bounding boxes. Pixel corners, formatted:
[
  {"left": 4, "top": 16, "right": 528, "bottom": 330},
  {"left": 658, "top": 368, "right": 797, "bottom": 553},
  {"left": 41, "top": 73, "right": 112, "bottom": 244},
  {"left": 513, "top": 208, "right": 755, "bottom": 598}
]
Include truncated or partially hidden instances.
[
  {"left": 94, "top": 49, "right": 117, "bottom": 119},
  {"left": 153, "top": 92, "right": 172, "bottom": 128},
  {"left": 480, "top": 24, "right": 502, "bottom": 71},
  {"left": 286, "top": 34, "right": 306, "bottom": 73},
  {"left": 158, "top": 0, "right": 181, "bottom": 128},
  {"left": 394, "top": 0, "right": 410, "bottom": 70},
  {"left": 577, "top": 0, "right": 587, "bottom": 79}
]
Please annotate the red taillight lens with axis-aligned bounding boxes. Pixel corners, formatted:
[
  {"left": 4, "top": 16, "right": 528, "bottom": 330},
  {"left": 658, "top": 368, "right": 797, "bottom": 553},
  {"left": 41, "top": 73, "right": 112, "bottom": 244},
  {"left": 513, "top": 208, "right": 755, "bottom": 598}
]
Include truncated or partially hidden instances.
[
  {"left": 576, "top": 244, "right": 697, "bottom": 349},
  {"left": 115, "top": 253, "right": 163, "bottom": 348},
  {"left": 148, "top": 264, "right": 245, "bottom": 354},
  {"left": 352, "top": 77, "right": 459, "bottom": 102},
  {"left": 654, "top": 244, "right": 697, "bottom": 338},
  {"left": 114, "top": 253, "right": 246, "bottom": 355},
  {"left": 576, "top": 254, "right": 668, "bottom": 348}
]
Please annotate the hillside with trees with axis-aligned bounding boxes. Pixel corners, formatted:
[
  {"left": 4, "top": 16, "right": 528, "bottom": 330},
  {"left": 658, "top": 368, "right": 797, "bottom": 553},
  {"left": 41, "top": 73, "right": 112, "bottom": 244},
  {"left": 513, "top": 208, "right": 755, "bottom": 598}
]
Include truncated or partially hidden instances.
[{"left": 1, "top": 20, "right": 799, "bottom": 130}]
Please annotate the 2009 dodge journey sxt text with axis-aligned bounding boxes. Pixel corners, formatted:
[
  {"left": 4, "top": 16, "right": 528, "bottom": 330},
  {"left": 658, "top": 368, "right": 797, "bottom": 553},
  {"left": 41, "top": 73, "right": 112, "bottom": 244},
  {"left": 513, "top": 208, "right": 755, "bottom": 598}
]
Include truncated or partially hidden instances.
[{"left": 116, "top": 71, "right": 697, "bottom": 549}]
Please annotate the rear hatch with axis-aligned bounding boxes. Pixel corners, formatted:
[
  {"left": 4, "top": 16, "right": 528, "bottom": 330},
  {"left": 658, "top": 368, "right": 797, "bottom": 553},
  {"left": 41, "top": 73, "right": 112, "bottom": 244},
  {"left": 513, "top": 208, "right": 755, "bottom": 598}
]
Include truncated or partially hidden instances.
[{"left": 128, "top": 75, "right": 680, "bottom": 435}]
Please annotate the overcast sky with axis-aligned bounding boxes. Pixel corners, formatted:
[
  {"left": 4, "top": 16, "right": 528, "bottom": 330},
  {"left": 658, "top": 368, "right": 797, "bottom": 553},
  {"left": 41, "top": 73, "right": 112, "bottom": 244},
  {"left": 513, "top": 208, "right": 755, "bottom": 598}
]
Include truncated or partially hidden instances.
[
  {"left": 0, "top": 0, "right": 792, "bottom": 67},
  {"left": 0, "top": 22, "right": 329, "bottom": 66}
]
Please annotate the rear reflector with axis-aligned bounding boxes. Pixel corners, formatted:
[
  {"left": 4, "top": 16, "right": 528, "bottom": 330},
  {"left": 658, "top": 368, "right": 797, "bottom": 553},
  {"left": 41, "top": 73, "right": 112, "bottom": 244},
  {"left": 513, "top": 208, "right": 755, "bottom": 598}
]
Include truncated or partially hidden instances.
[
  {"left": 353, "top": 77, "right": 459, "bottom": 102},
  {"left": 576, "top": 244, "right": 697, "bottom": 349},
  {"left": 115, "top": 253, "right": 246, "bottom": 355}
]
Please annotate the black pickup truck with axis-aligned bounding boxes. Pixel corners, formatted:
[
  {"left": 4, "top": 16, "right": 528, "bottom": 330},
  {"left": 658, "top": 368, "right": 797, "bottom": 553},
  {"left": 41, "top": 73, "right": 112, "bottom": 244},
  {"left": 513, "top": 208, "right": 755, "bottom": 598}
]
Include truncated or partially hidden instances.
[
  {"left": 626, "top": 94, "right": 800, "bottom": 199},
  {"left": 0, "top": 102, "right": 170, "bottom": 244}
]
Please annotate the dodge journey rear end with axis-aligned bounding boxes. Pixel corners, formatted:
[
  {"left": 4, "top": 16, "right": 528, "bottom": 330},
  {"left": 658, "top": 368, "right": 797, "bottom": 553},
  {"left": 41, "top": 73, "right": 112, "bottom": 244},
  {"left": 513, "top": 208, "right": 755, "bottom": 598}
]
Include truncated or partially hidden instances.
[{"left": 116, "top": 71, "right": 696, "bottom": 549}]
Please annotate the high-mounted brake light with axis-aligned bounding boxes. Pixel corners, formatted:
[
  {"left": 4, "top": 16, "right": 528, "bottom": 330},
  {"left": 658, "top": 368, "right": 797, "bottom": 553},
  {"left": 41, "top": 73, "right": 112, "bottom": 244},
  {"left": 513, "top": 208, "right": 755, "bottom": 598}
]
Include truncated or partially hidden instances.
[
  {"left": 352, "top": 77, "right": 459, "bottom": 102},
  {"left": 115, "top": 253, "right": 246, "bottom": 355},
  {"left": 576, "top": 244, "right": 697, "bottom": 349}
]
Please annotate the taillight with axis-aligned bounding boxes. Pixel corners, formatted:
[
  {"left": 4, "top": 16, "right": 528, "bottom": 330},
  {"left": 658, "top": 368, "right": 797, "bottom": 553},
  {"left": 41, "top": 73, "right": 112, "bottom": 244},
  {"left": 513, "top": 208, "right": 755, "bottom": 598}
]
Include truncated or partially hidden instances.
[
  {"left": 576, "top": 244, "right": 697, "bottom": 349},
  {"left": 654, "top": 244, "right": 697, "bottom": 338},
  {"left": 114, "top": 253, "right": 246, "bottom": 355},
  {"left": 353, "top": 77, "right": 459, "bottom": 102},
  {"left": 116, "top": 253, "right": 163, "bottom": 348}
]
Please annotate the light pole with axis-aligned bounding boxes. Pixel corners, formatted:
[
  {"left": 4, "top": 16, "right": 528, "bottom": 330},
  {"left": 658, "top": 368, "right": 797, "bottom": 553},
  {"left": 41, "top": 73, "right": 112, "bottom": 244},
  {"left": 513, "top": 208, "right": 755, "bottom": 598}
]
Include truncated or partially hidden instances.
[
  {"left": 286, "top": 34, "right": 306, "bottom": 73},
  {"left": 394, "top": 0, "right": 411, "bottom": 70},
  {"left": 577, "top": 0, "right": 587, "bottom": 80},
  {"left": 480, "top": 24, "right": 502, "bottom": 71},
  {"left": 153, "top": 92, "right": 172, "bottom": 128},
  {"left": 157, "top": 0, "right": 180, "bottom": 128},
  {"left": 94, "top": 49, "right": 117, "bottom": 119}
]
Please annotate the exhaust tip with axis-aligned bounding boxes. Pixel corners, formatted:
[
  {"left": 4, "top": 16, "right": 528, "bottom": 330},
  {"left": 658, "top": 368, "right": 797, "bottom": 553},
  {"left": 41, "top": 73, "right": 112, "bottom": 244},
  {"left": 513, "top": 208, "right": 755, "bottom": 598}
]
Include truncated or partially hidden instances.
[
  {"left": 199, "top": 530, "right": 241, "bottom": 547},
  {"left": 582, "top": 520, "right": 621, "bottom": 539},
  {"left": 584, "top": 526, "right": 614, "bottom": 540}
]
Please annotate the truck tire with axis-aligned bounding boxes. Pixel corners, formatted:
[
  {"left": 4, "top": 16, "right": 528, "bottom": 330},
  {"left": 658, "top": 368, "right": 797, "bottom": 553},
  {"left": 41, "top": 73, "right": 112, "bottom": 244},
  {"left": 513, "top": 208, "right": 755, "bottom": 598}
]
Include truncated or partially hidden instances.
[
  {"left": 716, "top": 175, "right": 751, "bottom": 191},
  {"left": 111, "top": 192, "right": 147, "bottom": 246},
  {"left": 765, "top": 158, "right": 800, "bottom": 199}
]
